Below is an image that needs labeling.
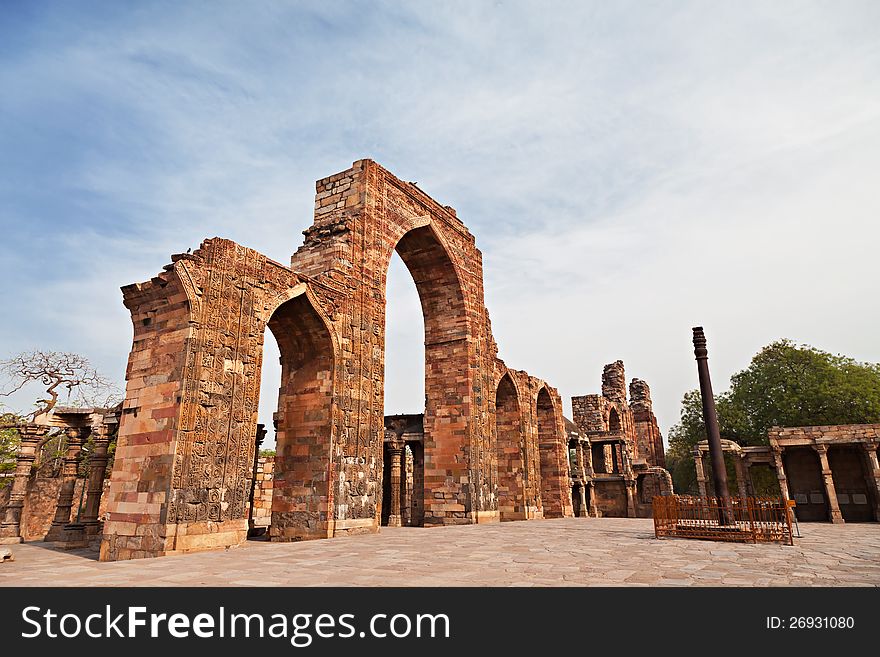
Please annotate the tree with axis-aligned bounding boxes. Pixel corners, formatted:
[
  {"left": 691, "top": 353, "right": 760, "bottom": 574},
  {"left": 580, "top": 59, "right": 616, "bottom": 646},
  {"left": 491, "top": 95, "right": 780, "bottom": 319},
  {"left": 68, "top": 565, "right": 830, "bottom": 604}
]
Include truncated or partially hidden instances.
[
  {"left": 0, "top": 408, "right": 21, "bottom": 489},
  {"left": 0, "top": 351, "right": 119, "bottom": 423},
  {"left": 666, "top": 339, "right": 880, "bottom": 492}
]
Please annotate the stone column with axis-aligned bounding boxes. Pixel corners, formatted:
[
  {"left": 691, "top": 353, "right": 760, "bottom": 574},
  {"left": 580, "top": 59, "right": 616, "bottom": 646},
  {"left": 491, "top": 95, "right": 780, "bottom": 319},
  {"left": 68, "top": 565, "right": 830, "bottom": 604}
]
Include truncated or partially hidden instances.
[
  {"left": 576, "top": 482, "right": 588, "bottom": 517},
  {"left": 860, "top": 442, "right": 880, "bottom": 523},
  {"left": 771, "top": 447, "right": 790, "bottom": 501},
  {"left": 45, "top": 426, "right": 87, "bottom": 541},
  {"left": 694, "top": 449, "right": 708, "bottom": 497},
  {"left": 625, "top": 479, "right": 636, "bottom": 518},
  {"left": 572, "top": 443, "right": 588, "bottom": 517},
  {"left": 399, "top": 445, "right": 410, "bottom": 526},
  {"left": 573, "top": 442, "right": 582, "bottom": 477},
  {"left": 733, "top": 454, "right": 748, "bottom": 499},
  {"left": 814, "top": 444, "right": 844, "bottom": 524},
  {"left": 587, "top": 481, "right": 598, "bottom": 517},
  {"left": 386, "top": 441, "right": 404, "bottom": 527},
  {"left": 81, "top": 422, "right": 113, "bottom": 535},
  {"left": 0, "top": 424, "right": 45, "bottom": 544}
]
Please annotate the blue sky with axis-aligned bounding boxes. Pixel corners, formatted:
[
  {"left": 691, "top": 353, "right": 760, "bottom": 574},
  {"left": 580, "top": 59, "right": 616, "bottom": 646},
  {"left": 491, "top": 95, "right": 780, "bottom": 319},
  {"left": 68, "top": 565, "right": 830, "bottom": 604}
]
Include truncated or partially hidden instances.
[{"left": 2, "top": 1, "right": 879, "bottom": 445}]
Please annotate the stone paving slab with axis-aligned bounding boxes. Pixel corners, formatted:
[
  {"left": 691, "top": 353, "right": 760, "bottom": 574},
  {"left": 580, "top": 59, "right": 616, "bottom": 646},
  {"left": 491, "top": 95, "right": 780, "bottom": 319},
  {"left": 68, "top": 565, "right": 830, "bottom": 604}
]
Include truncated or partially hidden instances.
[{"left": 0, "top": 518, "right": 878, "bottom": 587}]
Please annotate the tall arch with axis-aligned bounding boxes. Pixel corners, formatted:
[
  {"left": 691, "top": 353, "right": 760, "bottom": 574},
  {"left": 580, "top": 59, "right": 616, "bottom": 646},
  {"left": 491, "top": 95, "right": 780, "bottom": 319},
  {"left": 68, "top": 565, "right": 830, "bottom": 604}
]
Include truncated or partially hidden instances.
[
  {"left": 537, "top": 387, "right": 568, "bottom": 518},
  {"left": 391, "top": 224, "right": 471, "bottom": 526},
  {"left": 495, "top": 373, "right": 525, "bottom": 521},
  {"left": 266, "top": 291, "right": 336, "bottom": 541}
]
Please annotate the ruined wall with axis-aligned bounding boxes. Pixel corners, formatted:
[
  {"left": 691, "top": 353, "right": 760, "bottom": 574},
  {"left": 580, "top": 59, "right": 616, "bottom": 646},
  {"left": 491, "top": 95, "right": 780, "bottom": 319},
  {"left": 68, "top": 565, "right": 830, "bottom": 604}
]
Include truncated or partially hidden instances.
[
  {"left": 100, "top": 239, "right": 311, "bottom": 561},
  {"left": 102, "top": 160, "right": 570, "bottom": 561},
  {"left": 0, "top": 476, "right": 111, "bottom": 541},
  {"left": 629, "top": 379, "right": 665, "bottom": 468}
]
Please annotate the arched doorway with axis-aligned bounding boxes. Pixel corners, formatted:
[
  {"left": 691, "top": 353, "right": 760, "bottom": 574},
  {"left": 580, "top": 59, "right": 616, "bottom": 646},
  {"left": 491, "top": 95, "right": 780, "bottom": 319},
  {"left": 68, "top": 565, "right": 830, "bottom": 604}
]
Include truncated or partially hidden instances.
[
  {"left": 266, "top": 292, "right": 335, "bottom": 541},
  {"left": 537, "top": 387, "right": 564, "bottom": 518},
  {"left": 391, "top": 225, "right": 469, "bottom": 526},
  {"left": 496, "top": 374, "right": 525, "bottom": 521}
]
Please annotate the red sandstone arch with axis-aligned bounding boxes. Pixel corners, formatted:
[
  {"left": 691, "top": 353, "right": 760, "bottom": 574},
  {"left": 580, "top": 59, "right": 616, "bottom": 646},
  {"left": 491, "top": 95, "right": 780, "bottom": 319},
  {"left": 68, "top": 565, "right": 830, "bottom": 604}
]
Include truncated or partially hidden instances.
[
  {"left": 265, "top": 290, "right": 336, "bottom": 540},
  {"left": 536, "top": 387, "right": 568, "bottom": 518},
  {"left": 389, "top": 224, "right": 471, "bottom": 526},
  {"left": 495, "top": 373, "right": 525, "bottom": 520}
]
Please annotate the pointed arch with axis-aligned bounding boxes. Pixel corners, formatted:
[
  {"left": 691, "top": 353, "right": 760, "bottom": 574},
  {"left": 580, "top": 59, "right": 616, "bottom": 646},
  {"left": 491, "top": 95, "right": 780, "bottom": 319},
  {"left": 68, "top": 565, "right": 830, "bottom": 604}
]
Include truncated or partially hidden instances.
[
  {"left": 537, "top": 386, "right": 567, "bottom": 518},
  {"left": 266, "top": 289, "right": 337, "bottom": 541},
  {"left": 389, "top": 222, "right": 472, "bottom": 525},
  {"left": 495, "top": 372, "right": 525, "bottom": 520},
  {"left": 608, "top": 406, "right": 621, "bottom": 433}
]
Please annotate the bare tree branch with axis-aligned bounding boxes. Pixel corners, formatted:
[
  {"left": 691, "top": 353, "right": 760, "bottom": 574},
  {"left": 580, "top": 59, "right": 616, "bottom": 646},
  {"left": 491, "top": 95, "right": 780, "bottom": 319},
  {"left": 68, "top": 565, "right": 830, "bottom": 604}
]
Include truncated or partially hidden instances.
[{"left": 0, "top": 350, "right": 121, "bottom": 421}]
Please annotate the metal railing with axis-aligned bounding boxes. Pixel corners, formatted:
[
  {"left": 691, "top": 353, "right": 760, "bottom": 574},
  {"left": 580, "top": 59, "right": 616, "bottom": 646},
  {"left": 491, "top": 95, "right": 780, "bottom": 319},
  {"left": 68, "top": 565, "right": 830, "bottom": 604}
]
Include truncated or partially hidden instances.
[{"left": 653, "top": 495, "right": 794, "bottom": 545}]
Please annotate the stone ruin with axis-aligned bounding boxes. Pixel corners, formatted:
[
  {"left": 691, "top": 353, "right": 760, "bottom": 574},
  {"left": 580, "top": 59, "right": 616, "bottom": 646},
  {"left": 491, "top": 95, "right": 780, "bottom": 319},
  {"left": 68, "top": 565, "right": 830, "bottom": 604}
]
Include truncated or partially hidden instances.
[
  {"left": 569, "top": 361, "right": 672, "bottom": 518},
  {"left": 0, "top": 161, "right": 676, "bottom": 560},
  {"left": 96, "top": 160, "right": 574, "bottom": 561}
]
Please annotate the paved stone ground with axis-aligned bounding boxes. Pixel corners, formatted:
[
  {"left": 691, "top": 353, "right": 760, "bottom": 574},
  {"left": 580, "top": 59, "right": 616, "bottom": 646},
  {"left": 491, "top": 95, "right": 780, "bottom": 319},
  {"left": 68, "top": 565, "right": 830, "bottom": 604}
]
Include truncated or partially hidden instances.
[{"left": 1, "top": 518, "right": 878, "bottom": 586}]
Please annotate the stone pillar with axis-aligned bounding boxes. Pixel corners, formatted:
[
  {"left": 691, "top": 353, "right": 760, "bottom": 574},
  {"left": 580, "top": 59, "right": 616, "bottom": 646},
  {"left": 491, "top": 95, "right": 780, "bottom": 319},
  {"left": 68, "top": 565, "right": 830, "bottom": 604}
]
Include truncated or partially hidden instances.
[
  {"left": 45, "top": 426, "right": 87, "bottom": 541},
  {"left": 576, "top": 482, "right": 588, "bottom": 517},
  {"left": 386, "top": 441, "right": 404, "bottom": 527},
  {"left": 625, "top": 479, "right": 636, "bottom": 518},
  {"left": 733, "top": 454, "right": 748, "bottom": 499},
  {"left": 860, "top": 443, "right": 880, "bottom": 523},
  {"left": 583, "top": 441, "right": 594, "bottom": 477},
  {"left": 0, "top": 425, "right": 45, "bottom": 544},
  {"left": 586, "top": 481, "right": 598, "bottom": 517},
  {"left": 399, "top": 446, "right": 410, "bottom": 526},
  {"left": 248, "top": 424, "right": 267, "bottom": 532},
  {"left": 694, "top": 449, "right": 708, "bottom": 497},
  {"left": 814, "top": 444, "right": 844, "bottom": 524},
  {"left": 574, "top": 442, "right": 586, "bottom": 479},
  {"left": 81, "top": 422, "right": 113, "bottom": 535},
  {"left": 771, "top": 447, "right": 790, "bottom": 501}
]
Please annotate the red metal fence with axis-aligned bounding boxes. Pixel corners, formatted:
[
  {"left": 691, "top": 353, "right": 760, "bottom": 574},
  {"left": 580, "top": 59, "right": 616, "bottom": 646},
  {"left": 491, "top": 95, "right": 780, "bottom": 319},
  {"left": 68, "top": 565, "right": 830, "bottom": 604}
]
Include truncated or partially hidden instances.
[{"left": 653, "top": 495, "right": 794, "bottom": 545}]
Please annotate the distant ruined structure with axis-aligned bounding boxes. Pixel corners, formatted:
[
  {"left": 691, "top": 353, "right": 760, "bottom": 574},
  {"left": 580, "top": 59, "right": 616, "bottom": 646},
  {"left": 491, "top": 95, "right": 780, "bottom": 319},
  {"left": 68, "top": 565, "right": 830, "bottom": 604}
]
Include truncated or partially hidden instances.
[
  {"left": 693, "top": 424, "right": 880, "bottom": 523},
  {"left": 569, "top": 361, "right": 672, "bottom": 518},
  {"left": 98, "top": 160, "right": 574, "bottom": 561}
]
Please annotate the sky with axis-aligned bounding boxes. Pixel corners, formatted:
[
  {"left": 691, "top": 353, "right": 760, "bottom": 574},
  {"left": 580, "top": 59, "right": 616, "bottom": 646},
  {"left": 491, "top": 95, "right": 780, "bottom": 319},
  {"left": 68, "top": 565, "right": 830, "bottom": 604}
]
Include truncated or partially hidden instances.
[{"left": 1, "top": 1, "right": 879, "bottom": 448}]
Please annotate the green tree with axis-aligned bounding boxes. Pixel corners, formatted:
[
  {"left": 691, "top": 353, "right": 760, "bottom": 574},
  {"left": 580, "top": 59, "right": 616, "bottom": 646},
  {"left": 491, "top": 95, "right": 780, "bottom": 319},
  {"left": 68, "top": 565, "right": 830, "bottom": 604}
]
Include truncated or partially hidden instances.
[
  {"left": 0, "top": 409, "right": 22, "bottom": 489},
  {"left": 667, "top": 339, "right": 880, "bottom": 492}
]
